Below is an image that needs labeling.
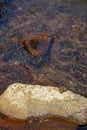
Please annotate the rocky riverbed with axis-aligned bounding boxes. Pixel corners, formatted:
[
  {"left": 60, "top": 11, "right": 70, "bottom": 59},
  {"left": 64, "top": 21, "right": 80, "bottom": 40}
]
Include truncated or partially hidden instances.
[{"left": 0, "top": 0, "right": 87, "bottom": 130}]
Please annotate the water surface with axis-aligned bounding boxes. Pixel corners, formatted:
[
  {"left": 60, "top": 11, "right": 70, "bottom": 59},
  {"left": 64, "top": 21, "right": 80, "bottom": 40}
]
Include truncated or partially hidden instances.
[{"left": 0, "top": 0, "right": 87, "bottom": 129}]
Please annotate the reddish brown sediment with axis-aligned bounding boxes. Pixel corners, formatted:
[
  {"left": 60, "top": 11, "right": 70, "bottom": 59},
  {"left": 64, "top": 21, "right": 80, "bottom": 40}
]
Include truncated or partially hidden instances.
[
  {"left": 21, "top": 33, "right": 51, "bottom": 56},
  {"left": 0, "top": 3, "right": 3, "bottom": 8},
  {"left": 0, "top": 113, "right": 78, "bottom": 130},
  {"left": 0, "top": 63, "right": 33, "bottom": 95}
]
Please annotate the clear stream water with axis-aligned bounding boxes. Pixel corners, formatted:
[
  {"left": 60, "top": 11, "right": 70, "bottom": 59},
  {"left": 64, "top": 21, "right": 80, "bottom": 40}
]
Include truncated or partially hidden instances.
[{"left": 0, "top": 0, "right": 87, "bottom": 130}]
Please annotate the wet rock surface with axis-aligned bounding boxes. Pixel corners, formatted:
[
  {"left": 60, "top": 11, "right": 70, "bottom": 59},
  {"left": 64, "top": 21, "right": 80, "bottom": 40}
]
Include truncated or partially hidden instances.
[{"left": 0, "top": 113, "right": 78, "bottom": 130}]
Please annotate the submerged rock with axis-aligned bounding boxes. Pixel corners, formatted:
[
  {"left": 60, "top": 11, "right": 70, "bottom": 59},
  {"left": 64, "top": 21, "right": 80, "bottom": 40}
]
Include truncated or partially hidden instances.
[
  {"left": 0, "top": 83, "right": 87, "bottom": 125},
  {"left": 21, "top": 33, "right": 52, "bottom": 56}
]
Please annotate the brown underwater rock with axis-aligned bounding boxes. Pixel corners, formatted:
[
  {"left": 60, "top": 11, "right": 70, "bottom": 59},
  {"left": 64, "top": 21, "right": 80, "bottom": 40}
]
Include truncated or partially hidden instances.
[{"left": 21, "top": 33, "right": 51, "bottom": 56}]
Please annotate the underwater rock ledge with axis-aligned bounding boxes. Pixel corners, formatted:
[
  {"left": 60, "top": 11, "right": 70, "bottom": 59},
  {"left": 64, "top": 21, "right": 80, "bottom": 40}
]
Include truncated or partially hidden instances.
[{"left": 0, "top": 83, "right": 87, "bottom": 125}]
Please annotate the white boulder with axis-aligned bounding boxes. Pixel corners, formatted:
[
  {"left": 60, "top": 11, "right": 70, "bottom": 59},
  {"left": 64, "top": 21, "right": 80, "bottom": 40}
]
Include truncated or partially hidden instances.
[{"left": 0, "top": 83, "right": 87, "bottom": 124}]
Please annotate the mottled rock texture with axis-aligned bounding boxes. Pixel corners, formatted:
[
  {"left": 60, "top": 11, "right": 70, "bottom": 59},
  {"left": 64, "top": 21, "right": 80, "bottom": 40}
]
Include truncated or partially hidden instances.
[{"left": 0, "top": 83, "right": 87, "bottom": 125}]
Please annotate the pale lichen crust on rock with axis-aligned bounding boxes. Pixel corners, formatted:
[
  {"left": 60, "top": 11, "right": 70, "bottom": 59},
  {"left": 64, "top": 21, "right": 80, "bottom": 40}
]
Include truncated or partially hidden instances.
[{"left": 0, "top": 83, "right": 87, "bottom": 125}]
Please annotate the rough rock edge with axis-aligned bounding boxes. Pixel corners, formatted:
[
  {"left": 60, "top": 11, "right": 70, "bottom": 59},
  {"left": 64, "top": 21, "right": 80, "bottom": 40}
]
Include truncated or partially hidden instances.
[{"left": 0, "top": 83, "right": 87, "bottom": 125}]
